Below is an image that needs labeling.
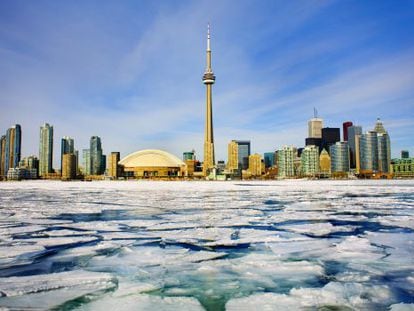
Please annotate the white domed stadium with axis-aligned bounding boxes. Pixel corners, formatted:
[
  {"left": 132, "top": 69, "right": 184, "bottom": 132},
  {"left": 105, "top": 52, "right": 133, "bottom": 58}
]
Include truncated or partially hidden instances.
[{"left": 119, "top": 149, "right": 186, "bottom": 178}]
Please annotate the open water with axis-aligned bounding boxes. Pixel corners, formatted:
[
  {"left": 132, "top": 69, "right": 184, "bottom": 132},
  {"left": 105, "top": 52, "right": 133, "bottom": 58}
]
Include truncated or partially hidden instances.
[{"left": 0, "top": 180, "right": 413, "bottom": 310}]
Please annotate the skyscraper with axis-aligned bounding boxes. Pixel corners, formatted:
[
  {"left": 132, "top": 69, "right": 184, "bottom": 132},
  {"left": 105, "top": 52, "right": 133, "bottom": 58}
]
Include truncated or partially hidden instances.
[
  {"left": 90, "top": 136, "right": 103, "bottom": 175},
  {"left": 330, "top": 142, "right": 350, "bottom": 176},
  {"left": 83, "top": 149, "right": 91, "bottom": 176},
  {"left": 62, "top": 153, "right": 76, "bottom": 180},
  {"left": 322, "top": 127, "right": 340, "bottom": 154},
  {"left": 277, "top": 146, "right": 297, "bottom": 178},
  {"left": 319, "top": 149, "right": 331, "bottom": 176},
  {"left": 202, "top": 24, "right": 216, "bottom": 176},
  {"left": 300, "top": 145, "right": 319, "bottom": 177},
  {"left": 359, "top": 131, "right": 379, "bottom": 173},
  {"left": 39, "top": 123, "right": 53, "bottom": 176},
  {"left": 401, "top": 150, "right": 409, "bottom": 159},
  {"left": 3, "top": 125, "right": 22, "bottom": 176},
  {"left": 248, "top": 153, "right": 263, "bottom": 177},
  {"left": 343, "top": 121, "right": 353, "bottom": 141},
  {"left": 61, "top": 136, "right": 74, "bottom": 172},
  {"left": 227, "top": 140, "right": 251, "bottom": 171},
  {"left": 347, "top": 125, "right": 362, "bottom": 169},
  {"left": 263, "top": 152, "right": 276, "bottom": 168},
  {"left": 308, "top": 118, "right": 323, "bottom": 138}
]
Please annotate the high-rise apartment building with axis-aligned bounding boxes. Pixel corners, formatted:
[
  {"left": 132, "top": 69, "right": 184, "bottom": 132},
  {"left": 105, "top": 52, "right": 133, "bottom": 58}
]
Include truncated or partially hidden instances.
[
  {"left": 343, "top": 121, "right": 353, "bottom": 141},
  {"left": 202, "top": 24, "right": 216, "bottom": 176},
  {"left": 277, "top": 146, "right": 296, "bottom": 178},
  {"left": 2, "top": 125, "right": 22, "bottom": 176},
  {"left": 227, "top": 140, "right": 251, "bottom": 171},
  {"left": 82, "top": 149, "right": 91, "bottom": 175},
  {"left": 61, "top": 136, "right": 74, "bottom": 172},
  {"left": 377, "top": 132, "right": 391, "bottom": 173},
  {"left": 300, "top": 145, "right": 319, "bottom": 177},
  {"left": 322, "top": 127, "right": 340, "bottom": 154},
  {"left": 39, "top": 123, "right": 53, "bottom": 176},
  {"left": 330, "top": 142, "right": 350, "bottom": 176},
  {"left": 347, "top": 125, "right": 362, "bottom": 169},
  {"left": 62, "top": 153, "right": 76, "bottom": 180},
  {"left": 248, "top": 153, "right": 262, "bottom": 177},
  {"left": 359, "top": 131, "right": 379, "bottom": 174},
  {"left": 90, "top": 136, "right": 103, "bottom": 175}
]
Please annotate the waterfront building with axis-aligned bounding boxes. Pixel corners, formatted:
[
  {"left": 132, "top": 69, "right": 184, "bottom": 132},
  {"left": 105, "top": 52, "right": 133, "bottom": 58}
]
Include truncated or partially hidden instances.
[
  {"left": 264, "top": 152, "right": 276, "bottom": 168},
  {"left": 401, "top": 150, "right": 409, "bottom": 159},
  {"left": 392, "top": 158, "right": 414, "bottom": 178},
  {"left": 82, "top": 149, "right": 91, "bottom": 176},
  {"left": 119, "top": 149, "right": 186, "bottom": 178},
  {"left": 108, "top": 152, "right": 121, "bottom": 179},
  {"left": 356, "top": 120, "right": 391, "bottom": 178},
  {"left": 330, "top": 142, "right": 350, "bottom": 177},
  {"left": 359, "top": 131, "right": 378, "bottom": 174},
  {"left": 248, "top": 153, "right": 263, "bottom": 177},
  {"left": 62, "top": 153, "right": 76, "bottom": 180},
  {"left": 39, "top": 123, "right": 53, "bottom": 176},
  {"left": 202, "top": 24, "right": 216, "bottom": 176},
  {"left": 61, "top": 136, "right": 74, "bottom": 172},
  {"left": 2, "top": 125, "right": 22, "bottom": 176},
  {"left": 277, "top": 146, "right": 296, "bottom": 178},
  {"left": 19, "top": 155, "right": 39, "bottom": 179},
  {"left": 90, "top": 136, "right": 103, "bottom": 175},
  {"left": 300, "top": 145, "right": 319, "bottom": 177},
  {"left": 347, "top": 125, "right": 362, "bottom": 169},
  {"left": 322, "top": 127, "right": 340, "bottom": 154},
  {"left": 319, "top": 149, "right": 331, "bottom": 176},
  {"left": 227, "top": 140, "right": 251, "bottom": 171},
  {"left": 343, "top": 121, "right": 353, "bottom": 141}
]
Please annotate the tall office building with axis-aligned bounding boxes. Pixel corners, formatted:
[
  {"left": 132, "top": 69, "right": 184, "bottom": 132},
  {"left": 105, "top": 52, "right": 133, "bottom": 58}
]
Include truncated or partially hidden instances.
[
  {"left": 330, "top": 142, "right": 350, "bottom": 175},
  {"left": 61, "top": 136, "right": 75, "bottom": 172},
  {"left": 347, "top": 125, "right": 362, "bottom": 169},
  {"left": 322, "top": 127, "right": 340, "bottom": 154},
  {"left": 343, "top": 121, "right": 353, "bottom": 141},
  {"left": 3, "top": 125, "right": 22, "bottom": 176},
  {"left": 374, "top": 118, "right": 387, "bottom": 134},
  {"left": 202, "top": 24, "right": 216, "bottom": 176},
  {"left": 359, "top": 131, "right": 378, "bottom": 173},
  {"left": 377, "top": 132, "right": 391, "bottom": 173},
  {"left": 90, "top": 136, "right": 103, "bottom": 175},
  {"left": 308, "top": 118, "right": 323, "bottom": 138},
  {"left": 39, "top": 123, "right": 53, "bottom": 176},
  {"left": 83, "top": 149, "right": 91, "bottom": 175},
  {"left": 300, "top": 145, "right": 319, "bottom": 177},
  {"left": 227, "top": 140, "right": 251, "bottom": 171},
  {"left": 277, "top": 146, "right": 297, "bottom": 178}
]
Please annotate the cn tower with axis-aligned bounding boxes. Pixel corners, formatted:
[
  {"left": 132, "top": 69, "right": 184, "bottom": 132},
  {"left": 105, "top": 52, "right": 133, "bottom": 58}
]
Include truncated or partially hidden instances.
[{"left": 202, "top": 24, "right": 216, "bottom": 176}]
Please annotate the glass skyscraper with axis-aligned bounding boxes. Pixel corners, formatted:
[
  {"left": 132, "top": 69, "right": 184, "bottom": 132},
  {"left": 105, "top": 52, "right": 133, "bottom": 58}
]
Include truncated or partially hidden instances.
[
  {"left": 330, "top": 142, "right": 350, "bottom": 174},
  {"left": 359, "top": 131, "right": 378, "bottom": 173},
  {"left": 90, "top": 136, "right": 103, "bottom": 175},
  {"left": 39, "top": 123, "right": 53, "bottom": 176},
  {"left": 61, "top": 136, "right": 75, "bottom": 172},
  {"left": 347, "top": 125, "right": 362, "bottom": 169},
  {"left": 2, "top": 125, "right": 22, "bottom": 176}
]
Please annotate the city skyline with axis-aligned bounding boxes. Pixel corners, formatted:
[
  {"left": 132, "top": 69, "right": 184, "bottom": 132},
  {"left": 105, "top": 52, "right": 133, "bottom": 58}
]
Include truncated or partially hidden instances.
[{"left": 1, "top": 1, "right": 414, "bottom": 164}]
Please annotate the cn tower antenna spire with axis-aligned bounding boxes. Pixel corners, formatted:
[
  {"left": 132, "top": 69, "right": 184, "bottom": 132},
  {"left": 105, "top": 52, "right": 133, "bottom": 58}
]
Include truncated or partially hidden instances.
[{"left": 207, "top": 22, "right": 211, "bottom": 51}]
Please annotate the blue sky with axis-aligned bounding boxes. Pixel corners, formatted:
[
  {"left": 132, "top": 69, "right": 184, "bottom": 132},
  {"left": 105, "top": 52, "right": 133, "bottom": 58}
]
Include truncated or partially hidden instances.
[{"left": 1, "top": 0, "right": 413, "bottom": 166}]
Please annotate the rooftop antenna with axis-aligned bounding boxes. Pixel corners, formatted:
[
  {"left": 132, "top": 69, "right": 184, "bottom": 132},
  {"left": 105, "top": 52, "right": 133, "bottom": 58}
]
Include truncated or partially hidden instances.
[{"left": 314, "top": 107, "right": 318, "bottom": 118}]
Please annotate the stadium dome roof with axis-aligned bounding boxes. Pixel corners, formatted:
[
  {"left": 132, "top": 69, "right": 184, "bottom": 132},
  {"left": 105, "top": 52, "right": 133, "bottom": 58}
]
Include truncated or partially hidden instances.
[{"left": 119, "top": 149, "right": 185, "bottom": 168}]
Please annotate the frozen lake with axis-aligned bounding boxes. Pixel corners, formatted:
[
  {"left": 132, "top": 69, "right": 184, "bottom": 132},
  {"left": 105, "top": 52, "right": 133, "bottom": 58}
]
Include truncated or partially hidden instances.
[{"left": 0, "top": 180, "right": 413, "bottom": 310}]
